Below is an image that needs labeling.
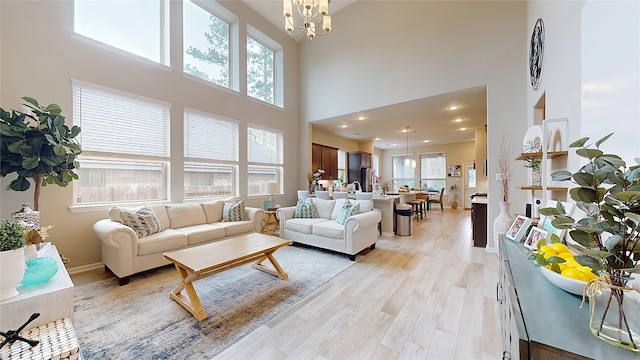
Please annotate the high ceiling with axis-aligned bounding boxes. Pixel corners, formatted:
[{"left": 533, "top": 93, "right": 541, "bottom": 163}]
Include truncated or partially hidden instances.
[{"left": 242, "top": 0, "right": 487, "bottom": 150}]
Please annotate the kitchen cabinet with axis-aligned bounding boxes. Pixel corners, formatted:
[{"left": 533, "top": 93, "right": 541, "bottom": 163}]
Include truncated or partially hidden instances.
[
  {"left": 312, "top": 143, "right": 338, "bottom": 180},
  {"left": 347, "top": 151, "right": 372, "bottom": 190},
  {"left": 471, "top": 199, "right": 487, "bottom": 247},
  {"left": 497, "top": 236, "right": 632, "bottom": 359}
]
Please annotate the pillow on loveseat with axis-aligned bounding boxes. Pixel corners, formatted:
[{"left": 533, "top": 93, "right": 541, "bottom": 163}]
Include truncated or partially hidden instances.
[
  {"left": 335, "top": 200, "right": 360, "bottom": 225},
  {"left": 223, "top": 199, "right": 249, "bottom": 222},
  {"left": 293, "top": 198, "right": 318, "bottom": 218},
  {"left": 119, "top": 207, "right": 165, "bottom": 238}
]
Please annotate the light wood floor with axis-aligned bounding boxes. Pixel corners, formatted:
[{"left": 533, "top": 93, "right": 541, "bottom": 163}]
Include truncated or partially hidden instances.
[
  {"left": 217, "top": 208, "right": 501, "bottom": 360},
  {"left": 71, "top": 208, "right": 501, "bottom": 359}
]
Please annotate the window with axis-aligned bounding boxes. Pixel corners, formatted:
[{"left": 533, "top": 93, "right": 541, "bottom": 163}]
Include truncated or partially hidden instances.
[
  {"left": 420, "top": 152, "right": 447, "bottom": 192},
  {"left": 73, "top": 81, "right": 170, "bottom": 204},
  {"left": 246, "top": 26, "right": 283, "bottom": 107},
  {"left": 183, "top": 0, "right": 233, "bottom": 88},
  {"left": 184, "top": 109, "right": 239, "bottom": 198},
  {"left": 392, "top": 155, "right": 415, "bottom": 191},
  {"left": 74, "top": 0, "right": 169, "bottom": 65},
  {"left": 337, "top": 150, "right": 346, "bottom": 183},
  {"left": 247, "top": 126, "right": 283, "bottom": 196}
]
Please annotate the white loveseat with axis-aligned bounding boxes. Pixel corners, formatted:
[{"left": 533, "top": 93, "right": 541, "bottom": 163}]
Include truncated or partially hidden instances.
[
  {"left": 277, "top": 198, "right": 381, "bottom": 260},
  {"left": 93, "top": 199, "right": 264, "bottom": 285}
]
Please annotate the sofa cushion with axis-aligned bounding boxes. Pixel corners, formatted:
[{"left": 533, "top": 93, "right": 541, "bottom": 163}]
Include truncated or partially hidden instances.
[
  {"left": 119, "top": 207, "right": 165, "bottom": 238},
  {"left": 201, "top": 198, "right": 234, "bottom": 223},
  {"left": 312, "top": 220, "right": 345, "bottom": 239},
  {"left": 223, "top": 199, "right": 249, "bottom": 222},
  {"left": 137, "top": 229, "right": 187, "bottom": 256},
  {"left": 332, "top": 199, "right": 373, "bottom": 219},
  {"left": 222, "top": 221, "right": 255, "bottom": 236},
  {"left": 312, "top": 198, "right": 336, "bottom": 219},
  {"left": 147, "top": 204, "right": 171, "bottom": 229},
  {"left": 166, "top": 203, "right": 207, "bottom": 229},
  {"left": 286, "top": 218, "right": 329, "bottom": 234},
  {"left": 174, "top": 224, "right": 226, "bottom": 245},
  {"left": 335, "top": 200, "right": 360, "bottom": 225},
  {"left": 293, "top": 198, "right": 318, "bottom": 218}
]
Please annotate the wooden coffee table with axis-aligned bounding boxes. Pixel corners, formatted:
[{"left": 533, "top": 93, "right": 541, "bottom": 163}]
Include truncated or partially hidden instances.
[{"left": 163, "top": 233, "right": 292, "bottom": 321}]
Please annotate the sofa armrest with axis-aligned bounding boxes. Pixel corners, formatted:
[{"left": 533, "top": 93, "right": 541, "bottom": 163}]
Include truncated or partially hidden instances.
[
  {"left": 344, "top": 210, "right": 382, "bottom": 231},
  {"left": 276, "top": 207, "right": 296, "bottom": 231},
  {"left": 93, "top": 219, "right": 138, "bottom": 249},
  {"left": 245, "top": 207, "right": 265, "bottom": 233}
]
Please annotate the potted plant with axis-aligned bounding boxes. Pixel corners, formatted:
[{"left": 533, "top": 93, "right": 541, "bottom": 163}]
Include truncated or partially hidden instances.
[
  {"left": 449, "top": 184, "right": 459, "bottom": 209},
  {"left": 0, "top": 219, "right": 27, "bottom": 300},
  {"left": 523, "top": 158, "right": 542, "bottom": 187},
  {"left": 0, "top": 97, "right": 82, "bottom": 211},
  {"left": 540, "top": 133, "right": 640, "bottom": 352}
]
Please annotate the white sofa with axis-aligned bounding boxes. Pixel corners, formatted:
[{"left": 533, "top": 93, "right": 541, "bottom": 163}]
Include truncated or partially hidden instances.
[
  {"left": 277, "top": 198, "right": 382, "bottom": 260},
  {"left": 93, "top": 200, "right": 264, "bottom": 285}
]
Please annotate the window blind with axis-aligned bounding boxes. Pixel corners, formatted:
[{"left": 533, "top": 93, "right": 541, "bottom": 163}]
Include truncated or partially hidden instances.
[
  {"left": 184, "top": 110, "right": 238, "bottom": 161},
  {"left": 247, "top": 126, "right": 282, "bottom": 164},
  {"left": 73, "top": 82, "right": 170, "bottom": 158}
]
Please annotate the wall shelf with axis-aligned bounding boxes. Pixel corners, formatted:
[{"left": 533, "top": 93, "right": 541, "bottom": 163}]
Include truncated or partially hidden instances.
[
  {"left": 519, "top": 186, "right": 567, "bottom": 191},
  {"left": 515, "top": 151, "right": 568, "bottom": 160}
]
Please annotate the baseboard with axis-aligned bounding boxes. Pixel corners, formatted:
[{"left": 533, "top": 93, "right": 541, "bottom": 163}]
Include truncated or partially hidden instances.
[{"left": 67, "top": 262, "right": 104, "bottom": 275}]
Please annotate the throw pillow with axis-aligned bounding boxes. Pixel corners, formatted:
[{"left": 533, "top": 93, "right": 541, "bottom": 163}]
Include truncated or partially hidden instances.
[
  {"left": 119, "top": 207, "right": 165, "bottom": 238},
  {"left": 293, "top": 198, "right": 318, "bottom": 218},
  {"left": 223, "top": 199, "right": 249, "bottom": 222},
  {"left": 335, "top": 200, "right": 360, "bottom": 225}
]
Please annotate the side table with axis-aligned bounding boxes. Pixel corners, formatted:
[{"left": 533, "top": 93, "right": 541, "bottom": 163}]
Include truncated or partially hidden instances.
[{"left": 261, "top": 210, "right": 279, "bottom": 236}]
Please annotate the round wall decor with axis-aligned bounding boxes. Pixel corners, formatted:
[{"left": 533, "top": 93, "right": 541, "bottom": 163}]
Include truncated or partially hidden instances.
[{"left": 529, "top": 18, "right": 544, "bottom": 90}]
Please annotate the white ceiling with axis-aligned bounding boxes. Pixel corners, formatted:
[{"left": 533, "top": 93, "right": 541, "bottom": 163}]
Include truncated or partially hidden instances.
[{"left": 242, "top": 0, "right": 487, "bottom": 150}]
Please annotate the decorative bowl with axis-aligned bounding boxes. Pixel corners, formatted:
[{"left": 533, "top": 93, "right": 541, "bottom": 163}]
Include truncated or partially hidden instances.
[
  {"left": 539, "top": 266, "right": 586, "bottom": 296},
  {"left": 21, "top": 257, "right": 58, "bottom": 287}
]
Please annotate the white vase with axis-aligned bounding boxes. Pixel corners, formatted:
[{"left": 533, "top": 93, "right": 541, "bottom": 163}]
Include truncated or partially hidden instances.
[
  {"left": 493, "top": 202, "right": 514, "bottom": 246},
  {"left": 0, "top": 247, "right": 26, "bottom": 300}
]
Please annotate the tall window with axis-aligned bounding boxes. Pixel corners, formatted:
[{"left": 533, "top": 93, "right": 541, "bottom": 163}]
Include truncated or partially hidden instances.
[
  {"left": 247, "top": 126, "right": 283, "bottom": 196},
  {"left": 73, "top": 81, "right": 170, "bottom": 204},
  {"left": 74, "top": 0, "right": 169, "bottom": 65},
  {"left": 184, "top": 110, "right": 238, "bottom": 198},
  {"left": 420, "top": 152, "right": 447, "bottom": 191},
  {"left": 337, "top": 150, "right": 346, "bottom": 183},
  {"left": 392, "top": 155, "right": 415, "bottom": 191},
  {"left": 246, "top": 36, "right": 274, "bottom": 104},
  {"left": 183, "top": 0, "right": 231, "bottom": 88}
]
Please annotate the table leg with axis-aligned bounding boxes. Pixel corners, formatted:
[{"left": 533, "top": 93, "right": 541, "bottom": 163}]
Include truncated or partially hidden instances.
[
  {"left": 169, "top": 264, "right": 208, "bottom": 321},
  {"left": 252, "top": 252, "right": 288, "bottom": 280}
]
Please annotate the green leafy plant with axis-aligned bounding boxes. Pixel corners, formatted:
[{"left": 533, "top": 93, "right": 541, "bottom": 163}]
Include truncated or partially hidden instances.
[
  {"left": 449, "top": 184, "right": 459, "bottom": 201},
  {"left": 0, "top": 97, "right": 82, "bottom": 210},
  {"left": 523, "top": 158, "right": 541, "bottom": 170},
  {"left": 0, "top": 219, "right": 26, "bottom": 251}
]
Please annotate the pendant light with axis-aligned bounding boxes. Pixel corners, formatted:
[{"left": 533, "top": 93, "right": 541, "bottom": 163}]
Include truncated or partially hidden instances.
[
  {"left": 404, "top": 127, "right": 411, "bottom": 167},
  {"left": 411, "top": 131, "right": 417, "bottom": 169}
]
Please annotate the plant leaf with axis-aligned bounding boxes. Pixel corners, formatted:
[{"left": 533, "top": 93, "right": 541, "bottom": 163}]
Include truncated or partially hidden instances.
[
  {"left": 9, "top": 176, "right": 31, "bottom": 191},
  {"left": 570, "top": 137, "right": 590, "bottom": 148},
  {"left": 551, "top": 170, "right": 573, "bottom": 181},
  {"left": 21, "top": 97, "right": 40, "bottom": 108},
  {"left": 595, "top": 133, "right": 614, "bottom": 148},
  {"left": 576, "top": 148, "right": 603, "bottom": 159}
]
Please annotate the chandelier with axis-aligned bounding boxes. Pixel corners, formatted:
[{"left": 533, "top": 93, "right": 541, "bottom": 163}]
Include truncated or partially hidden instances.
[{"left": 283, "top": 0, "right": 332, "bottom": 40}]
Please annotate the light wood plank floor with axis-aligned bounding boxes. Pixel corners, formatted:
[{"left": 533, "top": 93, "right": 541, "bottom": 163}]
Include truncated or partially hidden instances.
[
  {"left": 71, "top": 208, "right": 501, "bottom": 359},
  {"left": 216, "top": 208, "right": 501, "bottom": 360}
]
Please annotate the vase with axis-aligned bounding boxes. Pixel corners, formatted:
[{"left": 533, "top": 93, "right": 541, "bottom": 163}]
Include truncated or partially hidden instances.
[
  {"left": 0, "top": 247, "right": 26, "bottom": 300},
  {"left": 531, "top": 168, "right": 542, "bottom": 187},
  {"left": 493, "top": 202, "right": 514, "bottom": 246},
  {"left": 588, "top": 274, "right": 640, "bottom": 353}
]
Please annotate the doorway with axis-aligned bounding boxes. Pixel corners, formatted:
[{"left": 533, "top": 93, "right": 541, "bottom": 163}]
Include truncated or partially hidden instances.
[{"left": 463, "top": 162, "right": 476, "bottom": 209}]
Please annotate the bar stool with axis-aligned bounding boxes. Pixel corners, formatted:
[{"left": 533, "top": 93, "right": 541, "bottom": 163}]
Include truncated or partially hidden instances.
[{"left": 406, "top": 200, "right": 423, "bottom": 221}]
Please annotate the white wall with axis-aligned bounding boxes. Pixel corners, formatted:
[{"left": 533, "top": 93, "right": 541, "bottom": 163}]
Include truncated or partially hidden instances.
[
  {"left": 0, "top": 0, "right": 301, "bottom": 268},
  {"left": 299, "top": 1, "right": 529, "bottom": 250}
]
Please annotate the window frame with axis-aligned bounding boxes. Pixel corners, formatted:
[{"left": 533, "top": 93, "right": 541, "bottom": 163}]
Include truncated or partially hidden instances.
[
  {"left": 419, "top": 152, "right": 447, "bottom": 192},
  {"left": 247, "top": 125, "right": 283, "bottom": 197},
  {"left": 246, "top": 25, "right": 283, "bottom": 107},
  {"left": 391, "top": 154, "right": 415, "bottom": 191}
]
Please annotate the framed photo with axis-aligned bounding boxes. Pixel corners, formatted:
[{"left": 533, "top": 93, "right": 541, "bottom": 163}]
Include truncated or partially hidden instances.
[
  {"left": 524, "top": 226, "right": 548, "bottom": 250},
  {"left": 506, "top": 215, "right": 532, "bottom": 243},
  {"left": 539, "top": 200, "right": 575, "bottom": 240},
  {"left": 261, "top": 199, "right": 272, "bottom": 211},
  {"left": 447, "top": 165, "right": 461, "bottom": 177}
]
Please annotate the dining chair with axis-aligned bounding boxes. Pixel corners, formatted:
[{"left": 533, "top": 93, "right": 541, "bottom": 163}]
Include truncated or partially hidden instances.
[
  {"left": 355, "top": 192, "right": 373, "bottom": 200},
  {"left": 315, "top": 191, "right": 330, "bottom": 199},
  {"left": 297, "top": 190, "right": 309, "bottom": 201},
  {"left": 429, "top": 188, "right": 445, "bottom": 211},
  {"left": 332, "top": 192, "right": 348, "bottom": 199}
]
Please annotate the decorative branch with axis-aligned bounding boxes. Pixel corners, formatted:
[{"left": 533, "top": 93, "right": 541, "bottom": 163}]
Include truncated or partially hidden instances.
[{"left": 497, "top": 137, "right": 513, "bottom": 203}]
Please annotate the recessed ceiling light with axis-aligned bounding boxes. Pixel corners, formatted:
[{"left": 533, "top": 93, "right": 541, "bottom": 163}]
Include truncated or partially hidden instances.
[
  {"left": 374, "top": 137, "right": 381, "bottom": 141},
  {"left": 402, "top": 128, "right": 409, "bottom": 133},
  {"left": 423, "top": 140, "right": 430, "bottom": 143},
  {"left": 460, "top": 127, "right": 466, "bottom": 131},
  {"left": 392, "top": 143, "right": 397, "bottom": 147},
  {"left": 340, "top": 124, "right": 348, "bottom": 128},
  {"left": 448, "top": 105, "right": 459, "bottom": 111},
  {"left": 357, "top": 116, "right": 365, "bottom": 120},
  {"left": 455, "top": 118, "right": 463, "bottom": 122}
]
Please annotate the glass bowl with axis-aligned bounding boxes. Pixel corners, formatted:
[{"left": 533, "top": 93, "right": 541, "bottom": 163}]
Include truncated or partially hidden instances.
[
  {"left": 21, "top": 257, "right": 59, "bottom": 287},
  {"left": 539, "top": 266, "right": 586, "bottom": 296}
]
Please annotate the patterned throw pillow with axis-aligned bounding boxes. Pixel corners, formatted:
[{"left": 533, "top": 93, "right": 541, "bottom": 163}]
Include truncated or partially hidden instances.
[
  {"left": 223, "top": 199, "right": 249, "bottom": 222},
  {"left": 335, "top": 200, "right": 360, "bottom": 225},
  {"left": 293, "top": 198, "right": 318, "bottom": 218},
  {"left": 119, "top": 207, "right": 165, "bottom": 238}
]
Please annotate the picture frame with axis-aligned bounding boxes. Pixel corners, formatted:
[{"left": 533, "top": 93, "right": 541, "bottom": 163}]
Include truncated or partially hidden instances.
[
  {"left": 506, "top": 215, "right": 532, "bottom": 243},
  {"left": 261, "top": 199, "right": 272, "bottom": 211},
  {"left": 447, "top": 165, "right": 461, "bottom": 177},
  {"left": 524, "top": 226, "right": 548, "bottom": 250},
  {"left": 539, "top": 200, "right": 575, "bottom": 240}
]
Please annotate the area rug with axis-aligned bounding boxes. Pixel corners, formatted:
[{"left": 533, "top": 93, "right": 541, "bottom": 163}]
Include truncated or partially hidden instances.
[{"left": 73, "top": 244, "right": 354, "bottom": 360}]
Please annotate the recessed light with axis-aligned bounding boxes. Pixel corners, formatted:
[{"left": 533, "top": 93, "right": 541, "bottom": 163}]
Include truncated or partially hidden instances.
[
  {"left": 392, "top": 143, "right": 397, "bottom": 147},
  {"left": 374, "top": 137, "right": 381, "bottom": 141},
  {"left": 402, "top": 128, "right": 409, "bottom": 133},
  {"left": 460, "top": 127, "right": 466, "bottom": 131},
  {"left": 448, "top": 105, "right": 459, "bottom": 111},
  {"left": 357, "top": 116, "right": 365, "bottom": 121},
  {"left": 340, "top": 124, "right": 348, "bottom": 128},
  {"left": 423, "top": 140, "right": 430, "bottom": 143},
  {"left": 455, "top": 118, "right": 462, "bottom": 122}
]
